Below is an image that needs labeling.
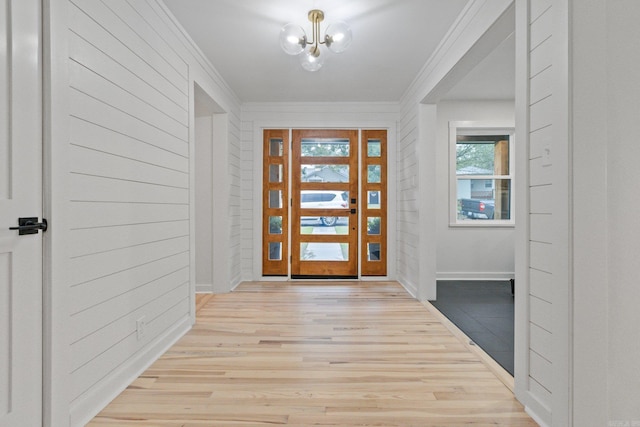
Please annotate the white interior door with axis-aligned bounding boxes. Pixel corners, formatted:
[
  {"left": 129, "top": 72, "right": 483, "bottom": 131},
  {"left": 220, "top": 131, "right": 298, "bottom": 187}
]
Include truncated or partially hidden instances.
[{"left": 0, "top": 0, "right": 42, "bottom": 426}]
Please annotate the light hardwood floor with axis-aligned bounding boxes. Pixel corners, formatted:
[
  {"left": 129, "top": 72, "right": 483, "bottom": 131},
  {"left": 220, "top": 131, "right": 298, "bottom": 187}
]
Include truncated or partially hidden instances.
[{"left": 88, "top": 281, "right": 537, "bottom": 426}]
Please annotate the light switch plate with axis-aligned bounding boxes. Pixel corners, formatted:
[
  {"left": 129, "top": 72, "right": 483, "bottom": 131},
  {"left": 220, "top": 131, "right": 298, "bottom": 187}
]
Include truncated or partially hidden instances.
[{"left": 542, "top": 145, "right": 552, "bottom": 167}]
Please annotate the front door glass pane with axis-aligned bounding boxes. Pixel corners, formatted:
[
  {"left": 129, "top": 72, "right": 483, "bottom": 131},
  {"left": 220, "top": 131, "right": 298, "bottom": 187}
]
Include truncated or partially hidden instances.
[
  {"left": 300, "top": 190, "right": 348, "bottom": 209},
  {"left": 301, "top": 165, "right": 349, "bottom": 183},
  {"left": 301, "top": 138, "right": 350, "bottom": 157},
  {"left": 301, "top": 243, "right": 349, "bottom": 261},
  {"left": 300, "top": 217, "right": 349, "bottom": 234}
]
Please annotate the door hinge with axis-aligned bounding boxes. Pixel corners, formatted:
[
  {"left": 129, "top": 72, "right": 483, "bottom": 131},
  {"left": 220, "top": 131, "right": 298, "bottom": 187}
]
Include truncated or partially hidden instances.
[{"left": 290, "top": 255, "right": 292, "bottom": 263}]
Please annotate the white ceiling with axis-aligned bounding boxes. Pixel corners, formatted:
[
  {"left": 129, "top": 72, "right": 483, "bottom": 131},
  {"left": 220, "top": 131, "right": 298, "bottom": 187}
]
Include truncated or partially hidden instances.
[
  {"left": 162, "top": 0, "right": 514, "bottom": 103},
  {"left": 442, "top": 32, "right": 515, "bottom": 101}
]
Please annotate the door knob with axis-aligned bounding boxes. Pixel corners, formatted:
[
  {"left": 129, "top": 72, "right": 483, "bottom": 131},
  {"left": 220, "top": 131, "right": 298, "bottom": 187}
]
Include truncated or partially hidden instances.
[{"left": 9, "top": 217, "right": 48, "bottom": 235}]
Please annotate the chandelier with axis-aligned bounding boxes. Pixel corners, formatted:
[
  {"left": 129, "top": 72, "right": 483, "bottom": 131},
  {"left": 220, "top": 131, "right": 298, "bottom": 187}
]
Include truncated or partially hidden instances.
[{"left": 279, "top": 9, "right": 352, "bottom": 72}]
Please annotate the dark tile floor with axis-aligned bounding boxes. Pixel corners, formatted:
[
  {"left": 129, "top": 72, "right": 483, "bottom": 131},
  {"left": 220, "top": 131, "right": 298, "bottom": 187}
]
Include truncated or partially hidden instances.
[{"left": 429, "top": 280, "right": 514, "bottom": 375}]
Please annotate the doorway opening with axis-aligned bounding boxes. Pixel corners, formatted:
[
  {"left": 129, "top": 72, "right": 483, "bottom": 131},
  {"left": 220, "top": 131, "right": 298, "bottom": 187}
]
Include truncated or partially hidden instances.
[
  {"left": 261, "top": 129, "right": 387, "bottom": 279},
  {"left": 194, "top": 83, "right": 229, "bottom": 294}
]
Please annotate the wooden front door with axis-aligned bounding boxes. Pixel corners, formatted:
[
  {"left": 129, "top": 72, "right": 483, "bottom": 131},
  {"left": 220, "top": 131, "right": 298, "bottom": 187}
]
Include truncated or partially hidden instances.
[{"left": 291, "top": 130, "right": 358, "bottom": 278}]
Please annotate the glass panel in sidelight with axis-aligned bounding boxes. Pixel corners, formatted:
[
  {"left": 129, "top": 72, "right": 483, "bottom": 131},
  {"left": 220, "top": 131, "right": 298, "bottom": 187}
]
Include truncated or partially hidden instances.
[
  {"left": 269, "top": 164, "right": 283, "bottom": 183},
  {"left": 368, "top": 243, "right": 381, "bottom": 261},
  {"left": 367, "top": 165, "right": 381, "bottom": 183},
  {"left": 268, "top": 216, "right": 282, "bottom": 234},
  {"left": 367, "top": 191, "right": 381, "bottom": 209},
  {"left": 268, "top": 190, "right": 282, "bottom": 209},
  {"left": 367, "top": 139, "right": 381, "bottom": 157},
  {"left": 269, "top": 139, "right": 283, "bottom": 156},
  {"left": 268, "top": 242, "right": 282, "bottom": 261},
  {"left": 367, "top": 217, "right": 381, "bottom": 235}
]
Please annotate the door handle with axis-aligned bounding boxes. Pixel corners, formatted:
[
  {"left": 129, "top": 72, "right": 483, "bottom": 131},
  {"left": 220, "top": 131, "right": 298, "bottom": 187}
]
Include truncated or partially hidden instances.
[{"left": 9, "top": 217, "right": 48, "bottom": 235}]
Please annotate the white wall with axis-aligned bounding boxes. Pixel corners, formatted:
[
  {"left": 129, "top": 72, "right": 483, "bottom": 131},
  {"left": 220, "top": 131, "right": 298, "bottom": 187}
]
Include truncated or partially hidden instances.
[
  {"left": 435, "top": 101, "right": 515, "bottom": 280},
  {"left": 604, "top": 2, "right": 640, "bottom": 417},
  {"left": 45, "top": 1, "right": 241, "bottom": 425},
  {"left": 396, "top": 101, "right": 425, "bottom": 297},
  {"left": 240, "top": 102, "right": 399, "bottom": 281},
  {"left": 514, "top": 0, "right": 571, "bottom": 425},
  {"left": 572, "top": 0, "right": 640, "bottom": 424},
  {"left": 195, "top": 116, "right": 213, "bottom": 288},
  {"left": 398, "top": 0, "right": 514, "bottom": 299}
]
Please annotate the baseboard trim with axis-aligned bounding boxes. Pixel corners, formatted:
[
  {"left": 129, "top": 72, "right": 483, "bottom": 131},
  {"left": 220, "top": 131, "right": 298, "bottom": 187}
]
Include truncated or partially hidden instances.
[
  {"left": 196, "top": 283, "right": 213, "bottom": 293},
  {"left": 525, "top": 404, "right": 551, "bottom": 427},
  {"left": 69, "top": 316, "right": 191, "bottom": 427},
  {"left": 437, "top": 272, "right": 515, "bottom": 281},
  {"left": 398, "top": 278, "right": 418, "bottom": 299}
]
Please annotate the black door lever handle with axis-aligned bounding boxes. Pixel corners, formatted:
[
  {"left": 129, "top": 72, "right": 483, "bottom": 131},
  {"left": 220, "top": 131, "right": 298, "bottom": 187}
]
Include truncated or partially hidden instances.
[{"left": 9, "top": 217, "right": 48, "bottom": 235}]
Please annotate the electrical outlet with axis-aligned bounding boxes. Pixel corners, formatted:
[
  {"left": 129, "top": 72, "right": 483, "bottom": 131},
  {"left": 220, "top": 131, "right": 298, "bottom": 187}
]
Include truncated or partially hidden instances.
[{"left": 136, "top": 316, "right": 146, "bottom": 341}]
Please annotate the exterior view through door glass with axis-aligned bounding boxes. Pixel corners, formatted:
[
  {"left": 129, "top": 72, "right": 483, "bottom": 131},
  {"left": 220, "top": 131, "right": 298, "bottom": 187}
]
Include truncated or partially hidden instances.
[
  {"left": 361, "top": 130, "right": 387, "bottom": 275},
  {"left": 262, "top": 130, "right": 289, "bottom": 275},
  {"left": 292, "top": 130, "right": 358, "bottom": 278},
  {"left": 262, "top": 129, "right": 388, "bottom": 278}
]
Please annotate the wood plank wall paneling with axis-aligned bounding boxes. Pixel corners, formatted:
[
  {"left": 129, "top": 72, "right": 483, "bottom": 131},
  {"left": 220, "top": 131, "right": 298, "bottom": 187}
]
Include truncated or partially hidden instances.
[
  {"left": 240, "top": 120, "right": 254, "bottom": 279},
  {"left": 66, "top": 0, "right": 190, "bottom": 406},
  {"left": 527, "top": 0, "right": 554, "bottom": 412},
  {"left": 136, "top": 0, "right": 243, "bottom": 286},
  {"left": 396, "top": 104, "right": 420, "bottom": 291}
]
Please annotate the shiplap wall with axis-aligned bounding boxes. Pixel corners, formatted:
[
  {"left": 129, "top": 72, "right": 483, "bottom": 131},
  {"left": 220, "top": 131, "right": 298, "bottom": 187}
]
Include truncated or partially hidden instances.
[
  {"left": 526, "top": 0, "right": 554, "bottom": 419},
  {"left": 396, "top": 103, "right": 422, "bottom": 294},
  {"left": 67, "top": 0, "right": 191, "bottom": 409},
  {"left": 53, "top": 1, "right": 242, "bottom": 425}
]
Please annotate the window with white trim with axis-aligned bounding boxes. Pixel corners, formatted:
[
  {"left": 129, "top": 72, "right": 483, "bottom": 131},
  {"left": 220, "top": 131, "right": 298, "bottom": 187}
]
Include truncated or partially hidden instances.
[{"left": 450, "top": 123, "right": 515, "bottom": 226}]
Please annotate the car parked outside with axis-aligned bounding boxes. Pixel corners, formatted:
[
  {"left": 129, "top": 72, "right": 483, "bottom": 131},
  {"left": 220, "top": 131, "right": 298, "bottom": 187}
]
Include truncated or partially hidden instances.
[{"left": 300, "top": 190, "right": 348, "bottom": 226}]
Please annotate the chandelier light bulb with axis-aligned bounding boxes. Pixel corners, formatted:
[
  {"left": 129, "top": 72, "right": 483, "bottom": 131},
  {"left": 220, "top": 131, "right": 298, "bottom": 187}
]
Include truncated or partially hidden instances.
[
  {"left": 325, "top": 22, "right": 352, "bottom": 53},
  {"left": 279, "top": 23, "right": 306, "bottom": 55},
  {"left": 299, "top": 47, "right": 325, "bottom": 72}
]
